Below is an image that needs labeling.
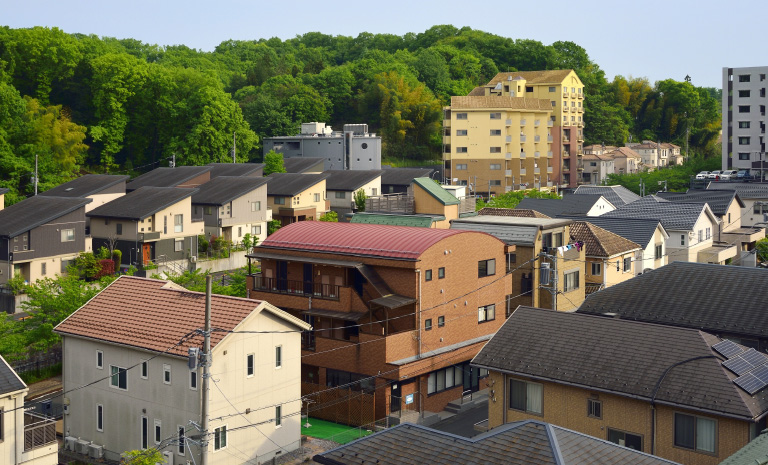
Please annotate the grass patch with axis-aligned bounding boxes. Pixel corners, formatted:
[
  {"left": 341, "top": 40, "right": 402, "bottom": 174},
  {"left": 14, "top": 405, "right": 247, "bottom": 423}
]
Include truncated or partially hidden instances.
[
  {"left": 18, "top": 362, "right": 62, "bottom": 384},
  {"left": 301, "top": 418, "right": 374, "bottom": 445},
  {"left": 382, "top": 158, "right": 441, "bottom": 168}
]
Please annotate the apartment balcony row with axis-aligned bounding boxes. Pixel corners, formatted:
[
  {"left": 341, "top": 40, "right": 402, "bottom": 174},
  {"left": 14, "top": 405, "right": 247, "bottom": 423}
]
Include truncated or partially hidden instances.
[{"left": 253, "top": 275, "right": 341, "bottom": 301}]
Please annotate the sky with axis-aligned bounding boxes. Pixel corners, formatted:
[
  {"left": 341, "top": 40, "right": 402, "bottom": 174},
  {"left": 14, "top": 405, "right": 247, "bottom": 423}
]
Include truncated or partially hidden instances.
[{"left": 3, "top": 0, "right": 764, "bottom": 89}]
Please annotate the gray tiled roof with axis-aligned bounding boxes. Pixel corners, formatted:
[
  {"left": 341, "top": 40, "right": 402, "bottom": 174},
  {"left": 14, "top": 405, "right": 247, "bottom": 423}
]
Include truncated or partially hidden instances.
[
  {"left": 325, "top": 170, "right": 384, "bottom": 191},
  {"left": 706, "top": 183, "right": 768, "bottom": 199},
  {"left": 266, "top": 173, "right": 329, "bottom": 197},
  {"left": 191, "top": 176, "right": 268, "bottom": 206},
  {"left": 473, "top": 306, "right": 768, "bottom": 419},
  {"left": 314, "top": 420, "right": 680, "bottom": 465},
  {"left": 380, "top": 167, "right": 434, "bottom": 187},
  {"left": 206, "top": 163, "right": 264, "bottom": 178},
  {"left": 0, "top": 196, "right": 91, "bottom": 238},
  {"left": 87, "top": 187, "right": 196, "bottom": 220},
  {"left": 39, "top": 174, "right": 128, "bottom": 198},
  {"left": 516, "top": 194, "right": 609, "bottom": 217},
  {"left": 573, "top": 185, "right": 641, "bottom": 206},
  {"left": 126, "top": 166, "right": 211, "bottom": 191},
  {"left": 602, "top": 195, "right": 713, "bottom": 231},
  {"left": 282, "top": 157, "right": 325, "bottom": 173},
  {"left": 557, "top": 215, "right": 666, "bottom": 248},
  {"left": 656, "top": 190, "right": 743, "bottom": 217},
  {"left": 451, "top": 216, "right": 573, "bottom": 245},
  {"left": 577, "top": 262, "right": 768, "bottom": 340},
  {"left": 0, "top": 355, "right": 26, "bottom": 396}
]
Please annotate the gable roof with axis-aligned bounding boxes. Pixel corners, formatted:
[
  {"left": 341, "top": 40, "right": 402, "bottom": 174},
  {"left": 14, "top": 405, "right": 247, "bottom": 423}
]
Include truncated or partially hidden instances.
[
  {"left": 259, "top": 221, "right": 469, "bottom": 260},
  {"left": 602, "top": 195, "right": 718, "bottom": 231},
  {"left": 206, "top": 163, "right": 264, "bottom": 178},
  {"left": 314, "top": 420, "right": 679, "bottom": 465},
  {"left": 656, "top": 190, "right": 744, "bottom": 217},
  {"left": 577, "top": 262, "right": 768, "bottom": 340},
  {"left": 126, "top": 166, "right": 211, "bottom": 191},
  {"left": 707, "top": 183, "right": 768, "bottom": 197},
  {"left": 0, "top": 196, "right": 91, "bottom": 238},
  {"left": 608, "top": 147, "right": 642, "bottom": 159},
  {"left": 487, "top": 70, "right": 577, "bottom": 86},
  {"left": 450, "top": 96, "right": 553, "bottom": 111},
  {"left": 266, "top": 173, "right": 329, "bottom": 197},
  {"left": 39, "top": 174, "right": 128, "bottom": 198},
  {"left": 478, "top": 207, "right": 551, "bottom": 218},
  {"left": 450, "top": 216, "right": 572, "bottom": 246},
  {"left": 516, "top": 194, "right": 610, "bottom": 217},
  {"left": 474, "top": 306, "right": 768, "bottom": 420},
  {"left": 324, "top": 170, "right": 383, "bottom": 191},
  {"left": 191, "top": 176, "right": 268, "bottom": 206},
  {"left": 282, "top": 157, "right": 325, "bottom": 173},
  {"left": 380, "top": 167, "right": 434, "bottom": 187},
  {"left": 412, "top": 177, "right": 459, "bottom": 205},
  {"left": 569, "top": 221, "right": 641, "bottom": 257},
  {"left": 87, "top": 186, "right": 195, "bottom": 220},
  {"left": 54, "top": 276, "right": 309, "bottom": 356},
  {"left": 0, "top": 354, "right": 26, "bottom": 396},
  {"left": 719, "top": 428, "right": 768, "bottom": 465},
  {"left": 349, "top": 213, "right": 437, "bottom": 227},
  {"left": 573, "top": 185, "right": 641, "bottom": 207},
  {"left": 557, "top": 215, "right": 667, "bottom": 248}
]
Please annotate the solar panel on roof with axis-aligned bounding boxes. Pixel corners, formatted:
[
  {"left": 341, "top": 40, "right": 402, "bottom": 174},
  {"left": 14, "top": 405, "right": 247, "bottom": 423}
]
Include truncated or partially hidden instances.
[
  {"left": 723, "top": 357, "right": 755, "bottom": 376},
  {"left": 712, "top": 339, "right": 745, "bottom": 359},
  {"left": 734, "top": 373, "right": 767, "bottom": 395},
  {"left": 741, "top": 348, "right": 767, "bottom": 367},
  {"left": 752, "top": 364, "right": 768, "bottom": 384}
]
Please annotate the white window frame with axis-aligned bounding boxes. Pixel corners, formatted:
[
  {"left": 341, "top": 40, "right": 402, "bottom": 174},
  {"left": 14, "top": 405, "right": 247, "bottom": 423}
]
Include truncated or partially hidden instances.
[
  {"left": 174, "top": 239, "right": 183, "bottom": 252},
  {"left": 61, "top": 228, "right": 75, "bottom": 242},
  {"left": 154, "top": 419, "right": 162, "bottom": 445},
  {"left": 275, "top": 346, "right": 282, "bottom": 369},
  {"left": 141, "top": 360, "right": 148, "bottom": 379},
  {"left": 190, "top": 371, "right": 198, "bottom": 391},
  {"left": 174, "top": 214, "right": 183, "bottom": 233},
  {"left": 177, "top": 425, "right": 185, "bottom": 455},
  {"left": 246, "top": 353, "right": 254, "bottom": 377},
  {"left": 214, "top": 425, "right": 228, "bottom": 451},
  {"left": 96, "top": 404, "right": 104, "bottom": 432},
  {"left": 97, "top": 350, "right": 103, "bottom": 369},
  {"left": 110, "top": 365, "right": 127, "bottom": 390},
  {"left": 163, "top": 364, "right": 171, "bottom": 385},
  {"left": 275, "top": 405, "right": 282, "bottom": 428}
]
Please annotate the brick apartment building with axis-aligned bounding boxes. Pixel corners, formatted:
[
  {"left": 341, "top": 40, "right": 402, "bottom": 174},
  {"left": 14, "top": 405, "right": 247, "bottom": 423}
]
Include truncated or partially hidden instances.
[{"left": 246, "top": 222, "right": 515, "bottom": 420}]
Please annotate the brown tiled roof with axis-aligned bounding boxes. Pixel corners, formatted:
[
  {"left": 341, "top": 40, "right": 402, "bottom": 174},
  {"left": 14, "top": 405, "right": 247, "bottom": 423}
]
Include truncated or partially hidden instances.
[
  {"left": 450, "top": 96, "right": 552, "bottom": 111},
  {"left": 466, "top": 86, "right": 486, "bottom": 96},
  {"left": 570, "top": 221, "right": 641, "bottom": 257},
  {"left": 582, "top": 153, "right": 614, "bottom": 161},
  {"left": 486, "top": 70, "right": 576, "bottom": 86},
  {"left": 54, "top": 276, "right": 308, "bottom": 356},
  {"left": 478, "top": 207, "right": 550, "bottom": 218},
  {"left": 608, "top": 147, "right": 642, "bottom": 159}
]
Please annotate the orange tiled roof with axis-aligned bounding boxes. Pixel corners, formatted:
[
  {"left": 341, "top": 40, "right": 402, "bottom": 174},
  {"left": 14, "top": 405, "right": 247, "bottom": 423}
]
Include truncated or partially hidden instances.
[{"left": 450, "top": 96, "right": 552, "bottom": 111}]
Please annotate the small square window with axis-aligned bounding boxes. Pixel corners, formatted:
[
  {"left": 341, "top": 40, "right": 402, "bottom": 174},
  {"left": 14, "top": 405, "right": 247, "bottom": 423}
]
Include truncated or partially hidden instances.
[
  {"left": 174, "top": 239, "right": 183, "bottom": 252},
  {"left": 438, "top": 267, "right": 445, "bottom": 279},
  {"left": 425, "top": 319, "right": 432, "bottom": 331},
  {"left": 438, "top": 316, "right": 445, "bottom": 327},
  {"left": 478, "top": 259, "right": 496, "bottom": 277},
  {"left": 110, "top": 366, "right": 127, "bottom": 390},
  {"left": 425, "top": 269, "right": 432, "bottom": 281},
  {"left": 588, "top": 398, "right": 602, "bottom": 419},
  {"left": 163, "top": 364, "right": 171, "bottom": 385}
]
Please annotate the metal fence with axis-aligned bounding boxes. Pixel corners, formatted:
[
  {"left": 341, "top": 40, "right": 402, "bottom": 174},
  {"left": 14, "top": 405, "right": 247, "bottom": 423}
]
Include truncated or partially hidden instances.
[
  {"left": 24, "top": 413, "right": 56, "bottom": 451},
  {"left": 10, "top": 349, "right": 61, "bottom": 375}
]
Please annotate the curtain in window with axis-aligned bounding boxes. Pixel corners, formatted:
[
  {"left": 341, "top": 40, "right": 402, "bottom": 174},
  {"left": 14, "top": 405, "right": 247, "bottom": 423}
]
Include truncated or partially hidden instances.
[
  {"left": 527, "top": 382, "right": 543, "bottom": 414},
  {"left": 674, "top": 414, "right": 695, "bottom": 449},
  {"left": 696, "top": 417, "right": 716, "bottom": 453}
]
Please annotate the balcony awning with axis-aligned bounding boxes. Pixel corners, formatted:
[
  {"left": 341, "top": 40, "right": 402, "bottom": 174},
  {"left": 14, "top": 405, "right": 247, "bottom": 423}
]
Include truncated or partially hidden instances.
[
  {"left": 247, "top": 251, "right": 361, "bottom": 268},
  {"left": 301, "top": 309, "right": 368, "bottom": 321},
  {"left": 369, "top": 294, "right": 417, "bottom": 310}
]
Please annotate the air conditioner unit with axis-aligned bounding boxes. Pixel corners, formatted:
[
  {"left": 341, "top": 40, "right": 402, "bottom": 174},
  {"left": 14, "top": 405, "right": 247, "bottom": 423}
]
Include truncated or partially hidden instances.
[
  {"left": 88, "top": 444, "right": 104, "bottom": 459},
  {"left": 162, "top": 450, "right": 174, "bottom": 465},
  {"left": 64, "top": 436, "right": 77, "bottom": 451},
  {"left": 76, "top": 439, "right": 91, "bottom": 454},
  {"left": 540, "top": 263, "right": 551, "bottom": 286},
  {"left": 190, "top": 256, "right": 197, "bottom": 263}
]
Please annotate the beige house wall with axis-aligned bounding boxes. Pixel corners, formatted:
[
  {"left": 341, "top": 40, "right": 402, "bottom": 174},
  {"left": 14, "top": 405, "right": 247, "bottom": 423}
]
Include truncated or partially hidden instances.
[
  {"left": 0, "top": 383, "right": 58, "bottom": 465},
  {"left": 85, "top": 193, "right": 125, "bottom": 213},
  {"left": 268, "top": 180, "right": 329, "bottom": 219},
  {"left": 91, "top": 197, "right": 203, "bottom": 243},
  {"left": 0, "top": 193, "right": 4, "bottom": 210},
  {"left": 636, "top": 226, "right": 668, "bottom": 272},
  {"left": 328, "top": 177, "right": 382, "bottom": 210},
  {"left": 720, "top": 199, "right": 744, "bottom": 233}
]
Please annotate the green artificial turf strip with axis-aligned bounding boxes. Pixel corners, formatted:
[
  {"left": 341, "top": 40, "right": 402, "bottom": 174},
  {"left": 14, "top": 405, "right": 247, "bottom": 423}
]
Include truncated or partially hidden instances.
[{"left": 301, "top": 418, "right": 374, "bottom": 444}]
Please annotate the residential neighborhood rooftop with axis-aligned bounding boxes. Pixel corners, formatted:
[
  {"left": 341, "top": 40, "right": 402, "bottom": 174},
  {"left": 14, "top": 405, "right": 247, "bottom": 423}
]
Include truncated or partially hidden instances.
[
  {"left": 516, "top": 194, "right": 611, "bottom": 217},
  {"left": 39, "top": 174, "right": 129, "bottom": 198},
  {"left": 282, "top": 157, "right": 325, "bottom": 173},
  {"left": 557, "top": 216, "right": 666, "bottom": 249},
  {"left": 266, "top": 172, "right": 330, "bottom": 197},
  {"left": 450, "top": 96, "right": 553, "bottom": 111},
  {"left": 719, "top": 428, "right": 768, "bottom": 465},
  {"left": 656, "top": 190, "right": 744, "bottom": 217},
  {"left": 477, "top": 207, "right": 551, "bottom": 218},
  {"left": 324, "top": 170, "right": 384, "bottom": 191},
  {"left": 191, "top": 176, "right": 268, "bottom": 206},
  {"left": 314, "top": 420, "right": 679, "bottom": 465},
  {"left": 573, "top": 185, "right": 640, "bottom": 207},
  {"left": 0, "top": 354, "right": 26, "bottom": 395},
  {"left": 126, "top": 166, "right": 211, "bottom": 191},
  {"left": 486, "top": 69, "right": 576, "bottom": 86},
  {"left": 87, "top": 186, "right": 196, "bottom": 220},
  {"left": 349, "top": 213, "right": 440, "bottom": 227},
  {"left": 451, "top": 216, "right": 573, "bottom": 245},
  {"left": 206, "top": 162, "right": 265, "bottom": 178},
  {"left": 380, "top": 167, "right": 434, "bottom": 187},
  {"left": 602, "top": 195, "right": 717, "bottom": 231},
  {"left": 0, "top": 195, "right": 92, "bottom": 238},
  {"left": 413, "top": 177, "right": 459, "bottom": 205},
  {"left": 569, "top": 221, "right": 641, "bottom": 257}
]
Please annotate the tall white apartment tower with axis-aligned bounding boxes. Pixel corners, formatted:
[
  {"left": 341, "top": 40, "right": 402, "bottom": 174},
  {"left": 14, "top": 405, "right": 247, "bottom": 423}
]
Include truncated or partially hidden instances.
[{"left": 722, "top": 66, "right": 768, "bottom": 179}]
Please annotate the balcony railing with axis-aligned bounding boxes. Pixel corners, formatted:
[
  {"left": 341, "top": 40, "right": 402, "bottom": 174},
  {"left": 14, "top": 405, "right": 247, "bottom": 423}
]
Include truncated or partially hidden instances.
[
  {"left": 520, "top": 151, "right": 527, "bottom": 158},
  {"left": 563, "top": 91, "right": 569, "bottom": 98},
  {"left": 534, "top": 120, "right": 540, "bottom": 127},
  {"left": 547, "top": 135, "right": 553, "bottom": 142},
  {"left": 252, "top": 275, "right": 340, "bottom": 301},
  {"left": 24, "top": 413, "right": 56, "bottom": 451},
  {"left": 547, "top": 120, "right": 554, "bottom": 127},
  {"left": 505, "top": 170, "right": 513, "bottom": 176},
  {"left": 505, "top": 119, "right": 512, "bottom": 126},
  {"left": 506, "top": 152, "right": 512, "bottom": 159},
  {"left": 191, "top": 214, "right": 204, "bottom": 223},
  {"left": 577, "top": 92, "right": 583, "bottom": 99},
  {"left": 520, "top": 168, "right": 527, "bottom": 176},
  {"left": 506, "top": 135, "right": 512, "bottom": 143},
  {"left": 534, "top": 135, "right": 541, "bottom": 142},
  {"left": 547, "top": 151, "right": 553, "bottom": 158},
  {"left": 520, "top": 135, "right": 527, "bottom": 142},
  {"left": 366, "top": 194, "right": 414, "bottom": 214},
  {"left": 534, "top": 151, "right": 540, "bottom": 158}
]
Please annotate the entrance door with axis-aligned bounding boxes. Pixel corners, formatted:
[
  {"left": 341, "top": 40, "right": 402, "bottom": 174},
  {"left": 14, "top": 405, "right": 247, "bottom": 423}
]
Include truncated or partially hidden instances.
[
  {"left": 303, "top": 263, "right": 313, "bottom": 295},
  {"left": 276, "top": 261, "right": 288, "bottom": 291},
  {"left": 390, "top": 382, "right": 401, "bottom": 413},
  {"left": 142, "top": 244, "right": 151, "bottom": 266}
]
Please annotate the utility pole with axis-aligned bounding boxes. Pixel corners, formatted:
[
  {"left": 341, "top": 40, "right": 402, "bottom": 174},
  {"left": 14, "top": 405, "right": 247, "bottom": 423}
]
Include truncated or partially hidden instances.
[
  {"left": 171, "top": 153, "right": 176, "bottom": 168},
  {"left": 232, "top": 132, "right": 236, "bottom": 163},
  {"left": 34, "top": 154, "right": 38, "bottom": 195},
  {"left": 201, "top": 275, "right": 212, "bottom": 465}
]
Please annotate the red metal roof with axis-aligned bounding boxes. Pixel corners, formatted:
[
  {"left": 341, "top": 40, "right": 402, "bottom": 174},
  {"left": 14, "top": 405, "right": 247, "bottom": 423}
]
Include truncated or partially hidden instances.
[{"left": 261, "top": 222, "right": 467, "bottom": 260}]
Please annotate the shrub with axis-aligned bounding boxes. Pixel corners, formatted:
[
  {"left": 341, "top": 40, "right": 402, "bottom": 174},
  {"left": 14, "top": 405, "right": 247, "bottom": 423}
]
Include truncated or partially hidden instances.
[
  {"left": 95, "top": 259, "right": 115, "bottom": 279},
  {"left": 111, "top": 249, "right": 122, "bottom": 266},
  {"left": 319, "top": 211, "right": 338, "bottom": 222}
]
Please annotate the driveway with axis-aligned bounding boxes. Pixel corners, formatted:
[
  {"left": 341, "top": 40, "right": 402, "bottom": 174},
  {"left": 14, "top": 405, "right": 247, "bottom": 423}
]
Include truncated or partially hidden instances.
[{"left": 429, "top": 402, "right": 488, "bottom": 438}]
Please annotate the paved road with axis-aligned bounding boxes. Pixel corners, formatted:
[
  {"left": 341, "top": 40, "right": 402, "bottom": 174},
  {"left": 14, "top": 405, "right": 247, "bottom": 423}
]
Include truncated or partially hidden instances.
[{"left": 429, "top": 402, "right": 488, "bottom": 438}]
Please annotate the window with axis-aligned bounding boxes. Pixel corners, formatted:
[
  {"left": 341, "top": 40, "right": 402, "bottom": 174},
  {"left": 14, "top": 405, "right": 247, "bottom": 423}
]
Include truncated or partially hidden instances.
[
  {"left": 252, "top": 225, "right": 262, "bottom": 236},
  {"left": 174, "top": 214, "right": 183, "bottom": 233},
  {"left": 97, "top": 404, "right": 104, "bottom": 432},
  {"left": 490, "top": 129, "right": 501, "bottom": 136},
  {"left": 274, "top": 197, "right": 286, "bottom": 205},
  {"left": 275, "top": 405, "right": 282, "bottom": 427},
  {"left": 490, "top": 147, "right": 502, "bottom": 153},
  {"left": 214, "top": 426, "right": 227, "bottom": 450},
  {"left": 438, "top": 267, "right": 445, "bottom": 279},
  {"left": 438, "top": 316, "right": 445, "bottom": 327},
  {"left": 428, "top": 363, "right": 469, "bottom": 394},
  {"left": 623, "top": 257, "right": 631, "bottom": 272},
  {"left": 314, "top": 193, "right": 320, "bottom": 202},
  {"left": 591, "top": 262, "right": 601, "bottom": 276},
  {"left": 163, "top": 216, "right": 168, "bottom": 234},
  {"left": 456, "top": 129, "right": 468, "bottom": 136},
  {"left": 478, "top": 259, "right": 496, "bottom": 277},
  {"left": 509, "top": 379, "right": 543, "bottom": 414},
  {"left": 237, "top": 226, "right": 242, "bottom": 238},
  {"left": 154, "top": 420, "right": 161, "bottom": 444},
  {"left": 335, "top": 191, "right": 346, "bottom": 199},
  {"left": 563, "top": 271, "right": 579, "bottom": 292},
  {"left": 205, "top": 206, "right": 213, "bottom": 215},
  {"left": 655, "top": 244, "right": 663, "bottom": 260},
  {"left": 190, "top": 371, "right": 197, "bottom": 390},
  {"left": 455, "top": 164, "right": 467, "bottom": 170},
  {"left": 178, "top": 426, "right": 185, "bottom": 455},
  {"left": 588, "top": 398, "right": 602, "bottom": 419},
  {"left": 246, "top": 354, "right": 254, "bottom": 377},
  {"left": 739, "top": 121, "right": 751, "bottom": 129},
  {"left": 425, "top": 319, "right": 432, "bottom": 331},
  {"left": 548, "top": 86, "right": 556, "bottom": 92},
  {"left": 739, "top": 136, "right": 751, "bottom": 145},
  {"left": 97, "top": 351, "right": 103, "bottom": 369},
  {"left": 141, "top": 361, "right": 148, "bottom": 379},
  {"left": 489, "top": 163, "right": 501, "bottom": 170},
  {"left": 275, "top": 346, "right": 282, "bottom": 368},
  {"left": 739, "top": 74, "right": 751, "bottom": 82},
  {"left": 110, "top": 366, "right": 127, "bottom": 390},
  {"left": 174, "top": 239, "right": 183, "bottom": 252},
  {"left": 490, "top": 113, "right": 501, "bottom": 119},
  {"left": 478, "top": 304, "right": 495, "bottom": 322},
  {"left": 739, "top": 152, "right": 751, "bottom": 160},
  {"left": 61, "top": 229, "right": 75, "bottom": 242},
  {"left": 706, "top": 227, "right": 711, "bottom": 239},
  {"left": 680, "top": 234, "right": 685, "bottom": 246},
  {"left": 674, "top": 413, "right": 716, "bottom": 453},
  {"left": 163, "top": 364, "right": 171, "bottom": 384},
  {"left": 739, "top": 90, "right": 751, "bottom": 98},
  {"left": 526, "top": 86, "right": 533, "bottom": 93},
  {"left": 252, "top": 201, "right": 261, "bottom": 212},
  {"left": 456, "top": 113, "right": 468, "bottom": 120},
  {"left": 141, "top": 416, "right": 148, "bottom": 449},
  {"left": 456, "top": 147, "right": 468, "bottom": 153},
  {"left": 738, "top": 105, "right": 750, "bottom": 113},
  {"left": 116, "top": 223, "right": 122, "bottom": 235},
  {"left": 698, "top": 230, "right": 703, "bottom": 242},
  {"left": 608, "top": 428, "right": 643, "bottom": 450},
  {"left": 425, "top": 269, "right": 432, "bottom": 281},
  {"left": 489, "top": 180, "right": 501, "bottom": 186}
]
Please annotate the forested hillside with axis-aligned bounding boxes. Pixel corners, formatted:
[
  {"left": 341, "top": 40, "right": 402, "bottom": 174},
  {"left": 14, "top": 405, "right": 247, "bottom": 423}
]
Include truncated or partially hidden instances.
[{"left": 0, "top": 25, "right": 721, "bottom": 203}]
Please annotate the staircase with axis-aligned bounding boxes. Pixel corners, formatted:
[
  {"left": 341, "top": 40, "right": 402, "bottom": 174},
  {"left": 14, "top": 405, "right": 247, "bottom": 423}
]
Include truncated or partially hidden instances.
[{"left": 355, "top": 264, "right": 393, "bottom": 297}]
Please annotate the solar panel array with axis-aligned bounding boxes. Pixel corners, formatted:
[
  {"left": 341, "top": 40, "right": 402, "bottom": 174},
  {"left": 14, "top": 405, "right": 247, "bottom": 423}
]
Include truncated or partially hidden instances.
[{"left": 713, "top": 340, "right": 768, "bottom": 395}]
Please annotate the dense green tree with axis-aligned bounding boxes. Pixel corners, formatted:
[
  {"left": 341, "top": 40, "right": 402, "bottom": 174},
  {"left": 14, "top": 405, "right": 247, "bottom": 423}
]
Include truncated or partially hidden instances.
[{"left": 263, "top": 149, "right": 286, "bottom": 175}]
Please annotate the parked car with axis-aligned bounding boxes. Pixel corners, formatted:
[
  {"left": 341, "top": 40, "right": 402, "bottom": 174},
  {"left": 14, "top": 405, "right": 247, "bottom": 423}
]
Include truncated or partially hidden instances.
[
  {"left": 737, "top": 170, "right": 752, "bottom": 181},
  {"left": 708, "top": 170, "right": 722, "bottom": 179},
  {"left": 696, "top": 171, "right": 710, "bottom": 179},
  {"left": 721, "top": 170, "right": 739, "bottom": 180}
]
